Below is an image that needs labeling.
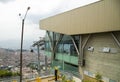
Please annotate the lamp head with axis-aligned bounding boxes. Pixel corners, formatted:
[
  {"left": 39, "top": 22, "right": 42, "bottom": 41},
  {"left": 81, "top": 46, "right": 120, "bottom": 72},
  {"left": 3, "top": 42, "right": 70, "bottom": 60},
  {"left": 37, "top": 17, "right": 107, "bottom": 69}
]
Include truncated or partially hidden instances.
[
  {"left": 27, "top": 7, "right": 30, "bottom": 10},
  {"left": 19, "top": 13, "right": 21, "bottom": 16}
]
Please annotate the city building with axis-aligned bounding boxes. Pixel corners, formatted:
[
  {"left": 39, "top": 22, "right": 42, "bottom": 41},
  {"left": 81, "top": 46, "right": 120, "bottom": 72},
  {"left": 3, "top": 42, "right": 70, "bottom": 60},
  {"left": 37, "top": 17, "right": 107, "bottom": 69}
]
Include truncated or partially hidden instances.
[{"left": 40, "top": 0, "right": 120, "bottom": 82}]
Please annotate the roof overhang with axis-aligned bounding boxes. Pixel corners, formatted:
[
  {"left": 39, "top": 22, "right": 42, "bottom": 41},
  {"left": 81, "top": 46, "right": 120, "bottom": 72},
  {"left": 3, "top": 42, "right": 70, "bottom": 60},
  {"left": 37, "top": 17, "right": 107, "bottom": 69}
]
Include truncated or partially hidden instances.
[{"left": 40, "top": 0, "right": 120, "bottom": 35}]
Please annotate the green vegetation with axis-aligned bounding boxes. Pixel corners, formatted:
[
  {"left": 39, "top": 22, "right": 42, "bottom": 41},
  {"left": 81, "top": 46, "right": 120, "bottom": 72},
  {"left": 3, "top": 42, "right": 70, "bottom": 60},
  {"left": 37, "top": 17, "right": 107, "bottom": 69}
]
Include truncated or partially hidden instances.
[
  {"left": 61, "top": 75, "right": 75, "bottom": 82},
  {"left": 83, "top": 73, "right": 103, "bottom": 82},
  {"left": 0, "top": 69, "right": 20, "bottom": 77},
  {"left": 95, "top": 73, "right": 102, "bottom": 82}
]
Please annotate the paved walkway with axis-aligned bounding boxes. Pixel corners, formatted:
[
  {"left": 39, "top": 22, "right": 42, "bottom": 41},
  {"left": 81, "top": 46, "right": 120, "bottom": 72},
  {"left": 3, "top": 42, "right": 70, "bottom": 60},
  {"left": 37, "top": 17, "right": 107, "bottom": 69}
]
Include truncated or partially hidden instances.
[
  {"left": 27, "top": 75, "right": 55, "bottom": 82},
  {"left": 73, "top": 76, "right": 81, "bottom": 82},
  {"left": 27, "top": 75, "right": 81, "bottom": 82}
]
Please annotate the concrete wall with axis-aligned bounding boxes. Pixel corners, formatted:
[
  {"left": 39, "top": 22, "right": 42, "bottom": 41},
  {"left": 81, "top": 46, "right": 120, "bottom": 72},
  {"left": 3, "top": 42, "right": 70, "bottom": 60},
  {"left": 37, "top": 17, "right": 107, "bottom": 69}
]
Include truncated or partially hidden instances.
[{"left": 83, "top": 32, "right": 120, "bottom": 82}]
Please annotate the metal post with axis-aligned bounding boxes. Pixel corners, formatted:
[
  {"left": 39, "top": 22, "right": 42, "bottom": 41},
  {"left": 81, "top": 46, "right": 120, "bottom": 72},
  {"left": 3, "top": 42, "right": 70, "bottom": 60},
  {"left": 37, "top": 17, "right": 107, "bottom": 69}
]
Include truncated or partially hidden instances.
[
  {"left": 20, "top": 19, "right": 24, "bottom": 82},
  {"left": 62, "top": 43, "right": 64, "bottom": 71},
  {"left": 19, "top": 7, "right": 30, "bottom": 82},
  {"left": 45, "top": 55, "right": 47, "bottom": 73},
  {"left": 37, "top": 45, "right": 41, "bottom": 76}
]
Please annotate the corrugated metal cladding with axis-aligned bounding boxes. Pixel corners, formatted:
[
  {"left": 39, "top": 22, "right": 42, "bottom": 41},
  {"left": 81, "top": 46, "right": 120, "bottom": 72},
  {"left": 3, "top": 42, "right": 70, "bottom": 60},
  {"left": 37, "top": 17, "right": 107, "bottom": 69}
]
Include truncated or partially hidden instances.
[{"left": 40, "top": 0, "right": 120, "bottom": 35}]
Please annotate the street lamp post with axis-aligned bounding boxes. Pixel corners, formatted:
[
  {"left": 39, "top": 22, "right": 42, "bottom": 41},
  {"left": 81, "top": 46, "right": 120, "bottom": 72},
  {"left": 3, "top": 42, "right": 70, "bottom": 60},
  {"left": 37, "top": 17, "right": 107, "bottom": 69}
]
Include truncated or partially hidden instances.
[{"left": 19, "top": 7, "right": 30, "bottom": 82}]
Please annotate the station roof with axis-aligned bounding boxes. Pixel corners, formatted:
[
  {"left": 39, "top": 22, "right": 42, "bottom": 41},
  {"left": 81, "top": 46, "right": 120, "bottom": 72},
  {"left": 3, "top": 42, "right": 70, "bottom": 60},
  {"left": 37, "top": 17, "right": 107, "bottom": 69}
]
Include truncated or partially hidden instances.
[{"left": 40, "top": 0, "right": 120, "bottom": 35}]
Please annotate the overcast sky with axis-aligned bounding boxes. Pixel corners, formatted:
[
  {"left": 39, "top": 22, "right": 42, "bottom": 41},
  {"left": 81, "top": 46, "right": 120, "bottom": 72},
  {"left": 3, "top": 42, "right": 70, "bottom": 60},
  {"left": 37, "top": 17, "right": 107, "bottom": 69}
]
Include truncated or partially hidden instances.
[{"left": 0, "top": 0, "right": 99, "bottom": 49}]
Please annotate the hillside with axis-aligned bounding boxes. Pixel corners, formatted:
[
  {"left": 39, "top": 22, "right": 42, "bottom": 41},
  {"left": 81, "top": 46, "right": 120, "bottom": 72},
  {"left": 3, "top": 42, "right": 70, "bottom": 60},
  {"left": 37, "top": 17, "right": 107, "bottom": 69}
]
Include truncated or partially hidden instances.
[{"left": 0, "top": 48, "right": 37, "bottom": 67}]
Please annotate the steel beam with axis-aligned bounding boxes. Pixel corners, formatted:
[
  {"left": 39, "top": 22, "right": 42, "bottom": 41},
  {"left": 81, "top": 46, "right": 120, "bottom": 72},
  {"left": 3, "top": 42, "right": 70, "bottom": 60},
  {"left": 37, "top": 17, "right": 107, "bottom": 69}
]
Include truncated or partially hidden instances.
[
  {"left": 71, "top": 36, "right": 80, "bottom": 56},
  {"left": 54, "top": 34, "right": 63, "bottom": 52},
  {"left": 82, "top": 34, "right": 91, "bottom": 49},
  {"left": 46, "top": 31, "right": 53, "bottom": 52},
  {"left": 111, "top": 32, "right": 120, "bottom": 48}
]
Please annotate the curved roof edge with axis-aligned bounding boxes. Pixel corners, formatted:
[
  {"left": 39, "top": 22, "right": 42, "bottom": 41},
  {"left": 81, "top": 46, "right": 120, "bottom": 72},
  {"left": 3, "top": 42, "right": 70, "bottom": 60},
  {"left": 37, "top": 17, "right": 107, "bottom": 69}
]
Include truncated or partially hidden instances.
[{"left": 40, "top": 0, "right": 120, "bottom": 35}]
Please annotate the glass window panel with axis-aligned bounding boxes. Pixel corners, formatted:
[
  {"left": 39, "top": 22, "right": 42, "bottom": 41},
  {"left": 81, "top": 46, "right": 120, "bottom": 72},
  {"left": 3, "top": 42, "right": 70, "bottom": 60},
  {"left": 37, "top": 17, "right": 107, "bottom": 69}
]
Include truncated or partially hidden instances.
[
  {"left": 45, "top": 41, "right": 51, "bottom": 51},
  {"left": 57, "top": 44, "right": 63, "bottom": 53},
  {"left": 63, "top": 44, "right": 70, "bottom": 54}
]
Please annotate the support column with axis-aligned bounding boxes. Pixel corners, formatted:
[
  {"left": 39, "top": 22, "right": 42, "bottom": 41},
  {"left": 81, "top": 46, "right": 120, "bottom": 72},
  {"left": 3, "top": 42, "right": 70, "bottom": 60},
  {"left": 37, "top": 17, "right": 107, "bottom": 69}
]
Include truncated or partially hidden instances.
[
  {"left": 47, "top": 31, "right": 63, "bottom": 67},
  {"left": 53, "top": 34, "right": 64, "bottom": 60},
  {"left": 71, "top": 34, "right": 91, "bottom": 81},
  {"left": 46, "top": 31, "right": 54, "bottom": 64},
  {"left": 54, "top": 34, "right": 63, "bottom": 53},
  {"left": 71, "top": 35, "right": 84, "bottom": 81},
  {"left": 52, "top": 32, "right": 55, "bottom": 60},
  {"left": 79, "top": 35, "right": 84, "bottom": 81}
]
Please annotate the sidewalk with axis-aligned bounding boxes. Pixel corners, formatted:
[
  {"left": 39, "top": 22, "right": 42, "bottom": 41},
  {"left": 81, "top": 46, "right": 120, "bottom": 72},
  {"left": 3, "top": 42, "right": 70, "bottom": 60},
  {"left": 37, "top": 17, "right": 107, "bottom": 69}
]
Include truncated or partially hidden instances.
[{"left": 73, "top": 76, "right": 81, "bottom": 82}]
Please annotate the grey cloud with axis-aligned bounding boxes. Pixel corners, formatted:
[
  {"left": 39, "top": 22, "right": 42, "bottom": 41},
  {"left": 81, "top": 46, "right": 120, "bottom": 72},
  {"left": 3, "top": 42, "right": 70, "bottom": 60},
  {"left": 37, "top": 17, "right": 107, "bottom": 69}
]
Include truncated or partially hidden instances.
[
  {"left": 27, "top": 14, "right": 43, "bottom": 24},
  {"left": 28, "top": 8, "right": 63, "bottom": 24},
  {"left": 0, "top": 0, "right": 15, "bottom": 3},
  {"left": 0, "top": 39, "right": 33, "bottom": 49}
]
